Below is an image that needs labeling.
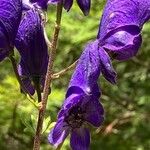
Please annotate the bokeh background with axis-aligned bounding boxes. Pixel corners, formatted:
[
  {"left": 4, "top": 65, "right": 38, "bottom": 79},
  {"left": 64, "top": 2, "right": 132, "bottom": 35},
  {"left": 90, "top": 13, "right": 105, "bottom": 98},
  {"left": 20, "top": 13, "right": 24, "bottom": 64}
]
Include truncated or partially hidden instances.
[{"left": 0, "top": 1, "right": 150, "bottom": 150}]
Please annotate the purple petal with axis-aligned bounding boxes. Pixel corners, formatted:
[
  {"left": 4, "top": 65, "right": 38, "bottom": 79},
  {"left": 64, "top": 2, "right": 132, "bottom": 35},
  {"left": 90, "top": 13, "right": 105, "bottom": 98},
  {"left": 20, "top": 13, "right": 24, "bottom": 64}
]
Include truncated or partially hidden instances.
[
  {"left": 97, "top": 0, "right": 150, "bottom": 60},
  {"left": 48, "top": 117, "right": 69, "bottom": 148},
  {"left": 102, "top": 27, "right": 142, "bottom": 60},
  {"left": 67, "top": 40, "right": 101, "bottom": 97},
  {"left": 0, "top": 0, "right": 22, "bottom": 44},
  {"left": 21, "top": 78, "right": 35, "bottom": 95},
  {"left": 58, "top": 93, "right": 83, "bottom": 118},
  {"left": 70, "top": 128, "right": 90, "bottom": 150},
  {"left": 18, "top": 62, "right": 35, "bottom": 95},
  {"left": 84, "top": 97, "right": 104, "bottom": 127},
  {"left": 99, "top": 47, "right": 117, "bottom": 84},
  {"left": 76, "top": 0, "right": 91, "bottom": 16},
  {"left": 0, "top": 0, "right": 22, "bottom": 61},
  {"left": 98, "top": 0, "right": 150, "bottom": 40},
  {"left": 63, "top": 0, "right": 73, "bottom": 11},
  {"left": 0, "top": 28, "right": 10, "bottom": 61},
  {"left": 15, "top": 9, "right": 48, "bottom": 76}
]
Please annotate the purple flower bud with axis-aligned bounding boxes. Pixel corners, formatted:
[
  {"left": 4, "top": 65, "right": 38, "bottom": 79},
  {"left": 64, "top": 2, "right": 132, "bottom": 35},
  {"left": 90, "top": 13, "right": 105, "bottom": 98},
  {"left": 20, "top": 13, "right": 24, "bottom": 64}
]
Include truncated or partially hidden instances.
[
  {"left": 98, "top": 0, "right": 150, "bottom": 60},
  {"left": 0, "top": 0, "right": 22, "bottom": 61},
  {"left": 15, "top": 9, "right": 48, "bottom": 95},
  {"left": 48, "top": 40, "right": 116, "bottom": 149},
  {"left": 63, "top": 0, "right": 91, "bottom": 15}
]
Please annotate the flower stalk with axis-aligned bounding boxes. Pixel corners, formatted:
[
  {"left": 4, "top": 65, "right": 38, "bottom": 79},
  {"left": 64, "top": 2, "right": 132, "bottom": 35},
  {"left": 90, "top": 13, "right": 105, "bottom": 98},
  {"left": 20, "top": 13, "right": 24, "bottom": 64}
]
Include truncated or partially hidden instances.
[
  {"left": 33, "top": 2, "right": 63, "bottom": 150},
  {"left": 52, "top": 59, "right": 78, "bottom": 79}
]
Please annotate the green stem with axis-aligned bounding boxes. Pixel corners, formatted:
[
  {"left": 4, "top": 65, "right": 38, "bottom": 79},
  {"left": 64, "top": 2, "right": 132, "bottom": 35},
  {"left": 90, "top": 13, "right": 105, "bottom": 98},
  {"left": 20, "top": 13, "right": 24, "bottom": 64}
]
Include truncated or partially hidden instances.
[{"left": 33, "top": 2, "right": 63, "bottom": 150}]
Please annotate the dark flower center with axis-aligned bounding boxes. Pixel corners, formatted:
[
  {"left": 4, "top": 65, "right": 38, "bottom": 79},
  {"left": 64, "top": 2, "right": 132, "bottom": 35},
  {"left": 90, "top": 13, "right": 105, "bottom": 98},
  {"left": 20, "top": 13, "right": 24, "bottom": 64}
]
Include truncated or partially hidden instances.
[{"left": 65, "top": 106, "right": 85, "bottom": 129}]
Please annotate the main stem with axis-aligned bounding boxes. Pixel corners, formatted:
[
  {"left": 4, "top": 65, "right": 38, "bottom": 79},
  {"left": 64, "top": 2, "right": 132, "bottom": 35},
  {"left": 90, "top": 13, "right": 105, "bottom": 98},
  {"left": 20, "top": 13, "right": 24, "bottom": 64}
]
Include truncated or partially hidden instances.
[{"left": 33, "top": 2, "right": 63, "bottom": 150}]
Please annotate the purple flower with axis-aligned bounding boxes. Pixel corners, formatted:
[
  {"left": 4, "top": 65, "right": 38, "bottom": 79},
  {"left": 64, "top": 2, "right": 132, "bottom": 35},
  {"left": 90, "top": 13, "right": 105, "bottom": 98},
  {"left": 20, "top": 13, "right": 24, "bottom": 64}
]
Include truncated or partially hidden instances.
[
  {"left": 15, "top": 9, "right": 48, "bottom": 95},
  {"left": 48, "top": 41, "right": 116, "bottom": 149},
  {"left": 0, "top": 0, "right": 22, "bottom": 61},
  {"left": 63, "top": 0, "right": 91, "bottom": 16},
  {"left": 97, "top": 0, "right": 150, "bottom": 60},
  {"left": 49, "top": 94, "right": 104, "bottom": 150}
]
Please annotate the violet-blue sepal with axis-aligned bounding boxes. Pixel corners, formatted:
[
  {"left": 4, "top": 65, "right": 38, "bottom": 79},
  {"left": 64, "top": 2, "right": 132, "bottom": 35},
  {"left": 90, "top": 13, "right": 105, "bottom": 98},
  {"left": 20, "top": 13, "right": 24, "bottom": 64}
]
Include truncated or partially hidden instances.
[
  {"left": 66, "top": 40, "right": 102, "bottom": 98},
  {"left": 63, "top": 0, "right": 91, "bottom": 15},
  {"left": 67, "top": 41, "right": 116, "bottom": 99},
  {"left": 15, "top": 9, "right": 48, "bottom": 95},
  {"left": 97, "top": 0, "right": 150, "bottom": 60},
  {"left": 48, "top": 40, "right": 117, "bottom": 149},
  {"left": 48, "top": 93, "right": 104, "bottom": 150},
  {"left": 99, "top": 47, "right": 117, "bottom": 84},
  {"left": 0, "top": 0, "right": 22, "bottom": 61}
]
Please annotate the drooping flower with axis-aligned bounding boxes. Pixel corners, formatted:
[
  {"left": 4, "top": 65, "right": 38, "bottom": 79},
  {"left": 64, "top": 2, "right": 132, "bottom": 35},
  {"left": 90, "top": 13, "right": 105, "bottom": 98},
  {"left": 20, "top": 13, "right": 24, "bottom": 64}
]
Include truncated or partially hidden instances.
[
  {"left": 97, "top": 0, "right": 150, "bottom": 60},
  {"left": 15, "top": 9, "right": 48, "bottom": 95},
  {"left": 48, "top": 40, "right": 116, "bottom": 150},
  {"left": 63, "top": 0, "right": 91, "bottom": 16},
  {"left": 0, "top": 0, "right": 22, "bottom": 61}
]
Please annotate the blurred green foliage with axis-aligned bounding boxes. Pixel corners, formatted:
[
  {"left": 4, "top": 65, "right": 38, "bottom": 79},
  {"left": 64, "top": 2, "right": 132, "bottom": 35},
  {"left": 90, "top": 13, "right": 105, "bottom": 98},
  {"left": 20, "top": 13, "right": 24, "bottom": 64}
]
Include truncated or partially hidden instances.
[{"left": 0, "top": 1, "right": 150, "bottom": 150}]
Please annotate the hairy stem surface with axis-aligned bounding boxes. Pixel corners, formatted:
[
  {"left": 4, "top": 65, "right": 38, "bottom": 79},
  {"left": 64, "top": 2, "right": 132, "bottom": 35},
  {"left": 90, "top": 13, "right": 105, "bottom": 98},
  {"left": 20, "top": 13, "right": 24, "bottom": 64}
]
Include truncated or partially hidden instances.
[{"left": 33, "top": 2, "right": 63, "bottom": 150}]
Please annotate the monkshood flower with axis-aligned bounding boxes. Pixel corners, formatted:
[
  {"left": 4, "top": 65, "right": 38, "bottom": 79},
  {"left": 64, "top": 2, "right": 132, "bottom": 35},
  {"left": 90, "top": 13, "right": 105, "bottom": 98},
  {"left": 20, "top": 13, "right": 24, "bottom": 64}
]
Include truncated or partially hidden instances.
[
  {"left": 48, "top": 40, "right": 116, "bottom": 149},
  {"left": 0, "top": 0, "right": 22, "bottom": 61},
  {"left": 15, "top": 9, "right": 48, "bottom": 95},
  {"left": 97, "top": 0, "right": 150, "bottom": 60},
  {"left": 31, "top": 0, "right": 91, "bottom": 15}
]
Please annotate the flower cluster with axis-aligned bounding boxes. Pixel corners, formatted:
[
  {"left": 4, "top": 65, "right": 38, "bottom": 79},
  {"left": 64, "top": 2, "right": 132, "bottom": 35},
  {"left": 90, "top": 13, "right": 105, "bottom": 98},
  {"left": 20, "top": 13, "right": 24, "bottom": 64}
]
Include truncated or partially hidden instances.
[
  {"left": 0, "top": 0, "right": 93, "bottom": 96},
  {"left": 0, "top": 0, "right": 150, "bottom": 150},
  {"left": 15, "top": 9, "right": 48, "bottom": 95},
  {"left": 0, "top": 0, "right": 49, "bottom": 96},
  {"left": 48, "top": 0, "right": 150, "bottom": 149}
]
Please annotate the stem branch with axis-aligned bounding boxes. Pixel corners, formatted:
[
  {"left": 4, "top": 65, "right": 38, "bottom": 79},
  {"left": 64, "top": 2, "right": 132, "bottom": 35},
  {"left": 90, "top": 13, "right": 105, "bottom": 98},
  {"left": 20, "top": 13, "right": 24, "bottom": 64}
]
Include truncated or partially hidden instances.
[{"left": 52, "top": 59, "right": 78, "bottom": 79}]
